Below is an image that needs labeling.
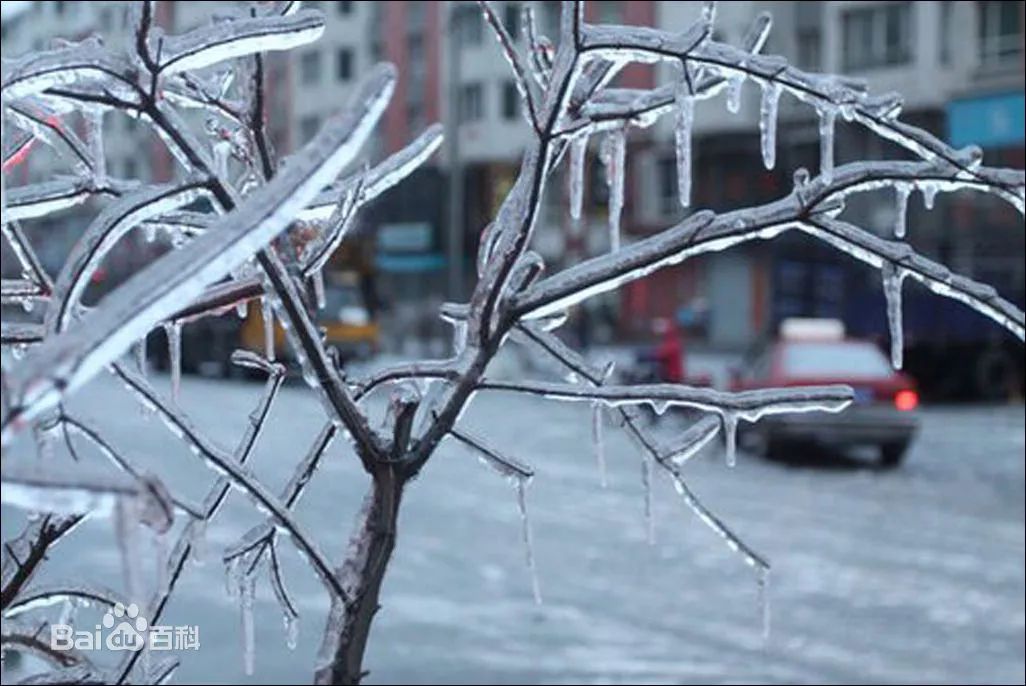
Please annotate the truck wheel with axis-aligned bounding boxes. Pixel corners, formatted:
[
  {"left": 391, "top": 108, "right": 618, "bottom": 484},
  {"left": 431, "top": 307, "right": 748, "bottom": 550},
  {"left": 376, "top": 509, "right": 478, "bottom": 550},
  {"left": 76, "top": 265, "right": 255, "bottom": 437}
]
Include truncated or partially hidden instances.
[{"left": 879, "top": 442, "right": 908, "bottom": 468}]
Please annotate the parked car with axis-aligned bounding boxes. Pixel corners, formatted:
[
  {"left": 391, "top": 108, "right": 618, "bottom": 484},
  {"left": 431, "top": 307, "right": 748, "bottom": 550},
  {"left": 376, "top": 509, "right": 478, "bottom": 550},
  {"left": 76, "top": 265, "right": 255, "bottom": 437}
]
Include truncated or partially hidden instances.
[{"left": 730, "top": 319, "right": 920, "bottom": 467}]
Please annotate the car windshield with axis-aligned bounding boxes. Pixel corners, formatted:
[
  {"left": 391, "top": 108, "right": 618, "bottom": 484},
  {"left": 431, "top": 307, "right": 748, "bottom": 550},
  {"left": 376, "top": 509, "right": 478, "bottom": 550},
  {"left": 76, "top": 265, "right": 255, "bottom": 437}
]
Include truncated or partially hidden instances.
[{"left": 782, "top": 341, "right": 893, "bottom": 378}]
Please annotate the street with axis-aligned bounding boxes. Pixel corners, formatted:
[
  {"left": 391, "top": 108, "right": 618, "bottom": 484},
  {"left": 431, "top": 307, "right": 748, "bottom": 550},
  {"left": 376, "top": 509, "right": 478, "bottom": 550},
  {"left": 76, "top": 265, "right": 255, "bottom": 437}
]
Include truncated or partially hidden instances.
[{"left": 3, "top": 365, "right": 1024, "bottom": 684}]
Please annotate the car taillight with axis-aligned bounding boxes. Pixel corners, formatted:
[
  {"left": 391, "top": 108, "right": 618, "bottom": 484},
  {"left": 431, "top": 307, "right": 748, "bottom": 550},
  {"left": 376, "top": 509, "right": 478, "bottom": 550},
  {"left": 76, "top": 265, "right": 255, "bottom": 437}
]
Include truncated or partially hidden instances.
[{"left": 894, "top": 389, "right": 918, "bottom": 411}]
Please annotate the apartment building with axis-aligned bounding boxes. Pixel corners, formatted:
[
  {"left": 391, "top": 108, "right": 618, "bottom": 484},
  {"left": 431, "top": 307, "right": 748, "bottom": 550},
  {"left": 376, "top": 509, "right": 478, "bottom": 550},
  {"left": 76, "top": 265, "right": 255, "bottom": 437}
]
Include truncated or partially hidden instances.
[{"left": 3, "top": 2, "right": 1023, "bottom": 353}]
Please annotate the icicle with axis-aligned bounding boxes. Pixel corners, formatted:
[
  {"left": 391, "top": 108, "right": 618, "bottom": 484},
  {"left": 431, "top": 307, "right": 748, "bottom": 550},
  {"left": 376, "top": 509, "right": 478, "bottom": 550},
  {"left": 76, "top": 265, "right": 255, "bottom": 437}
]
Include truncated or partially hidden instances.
[
  {"left": 453, "top": 319, "right": 467, "bottom": 355},
  {"left": 224, "top": 556, "right": 241, "bottom": 598},
  {"left": 894, "top": 185, "right": 910, "bottom": 239},
  {"left": 86, "top": 108, "right": 106, "bottom": 184},
  {"left": 115, "top": 497, "right": 144, "bottom": 611},
  {"left": 213, "top": 139, "right": 231, "bottom": 181},
  {"left": 726, "top": 73, "right": 744, "bottom": 114},
  {"left": 513, "top": 479, "right": 542, "bottom": 605},
  {"left": 674, "top": 64, "right": 694, "bottom": 208},
  {"left": 759, "top": 82, "right": 781, "bottom": 170},
  {"left": 164, "top": 323, "right": 182, "bottom": 405},
  {"left": 239, "top": 574, "right": 256, "bottom": 676},
  {"left": 188, "top": 518, "right": 207, "bottom": 566},
  {"left": 701, "top": 1, "right": 716, "bottom": 25},
  {"left": 591, "top": 403, "right": 608, "bottom": 488},
  {"left": 722, "top": 411, "right": 738, "bottom": 468},
  {"left": 882, "top": 263, "right": 906, "bottom": 370},
  {"left": 602, "top": 128, "right": 626, "bottom": 252},
  {"left": 641, "top": 453, "right": 655, "bottom": 544},
  {"left": 153, "top": 532, "right": 168, "bottom": 595},
  {"left": 818, "top": 107, "right": 835, "bottom": 183},
  {"left": 284, "top": 613, "right": 299, "bottom": 651},
  {"left": 133, "top": 335, "right": 146, "bottom": 377},
  {"left": 920, "top": 182, "right": 938, "bottom": 211},
  {"left": 236, "top": 300, "right": 249, "bottom": 319},
  {"left": 261, "top": 296, "right": 276, "bottom": 361},
  {"left": 757, "top": 567, "right": 771, "bottom": 641},
  {"left": 312, "top": 269, "right": 325, "bottom": 310},
  {"left": 568, "top": 135, "right": 587, "bottom": 221}
]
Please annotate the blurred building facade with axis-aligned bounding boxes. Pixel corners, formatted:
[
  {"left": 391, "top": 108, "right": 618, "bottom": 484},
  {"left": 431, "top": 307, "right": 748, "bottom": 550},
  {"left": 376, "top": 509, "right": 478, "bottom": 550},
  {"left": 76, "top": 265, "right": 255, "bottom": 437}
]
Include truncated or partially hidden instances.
[{"left": 3, "top": 2, "right": 1024, "bottom": 368}]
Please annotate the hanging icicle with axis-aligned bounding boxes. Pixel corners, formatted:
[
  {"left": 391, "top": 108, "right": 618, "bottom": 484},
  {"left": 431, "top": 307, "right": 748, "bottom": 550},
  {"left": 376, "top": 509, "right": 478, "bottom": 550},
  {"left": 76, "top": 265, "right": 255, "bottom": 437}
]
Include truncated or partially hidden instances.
[
  {"left": 894, "top": 184, "right": 910, "bottom": 239},
  {"left": 818, "top": 107, "right": 835, "bottom": 183},
  {"left": 261, "top": 296, "right": 276, "bottom": 362},
  {"left": 514, "top": 479, "right": 542, "bottom": 605},
  {"left": 920, "top": 181, "right": 938, "bottom": 211},
  {"left": 602, "top": 127, "right": 627, "bottom": 252},
  {"left": 312, "top": 268, "right": 326, "bottom": 311},
  {"left": 86, "top": 107, "right": 106, "bottom": 184},
  {"left": 164, "top": 322, "right": 182, "bottom": 405},
  {"left": 239, "top": 574, "right": 256, "bottom": 676},
  {"left": 641, "top": 453, "right": 655, "bottom": 544},
  {"left": 726, "top": 73, "right": 744, "bottom": 114},
  {"left": 569, "top": 135, "right": 587, "bottom": 222},
  {"left": 674, "top": 62, "right": 694, "bottom": 208},
  {"left": 882, "top": 263, "right": 906, "bottom": 370},
  {"left": 757, "top": 567, "right": 771, "bottom": 641},
  {"left": 722, "top": 411, "right": 738, "bottom": 468},
  {"left": 591, "top": 403, "right": 608, "bottom": 488},
  {"left": 759, "top": 82, "right": 781, "bottom": 170}
]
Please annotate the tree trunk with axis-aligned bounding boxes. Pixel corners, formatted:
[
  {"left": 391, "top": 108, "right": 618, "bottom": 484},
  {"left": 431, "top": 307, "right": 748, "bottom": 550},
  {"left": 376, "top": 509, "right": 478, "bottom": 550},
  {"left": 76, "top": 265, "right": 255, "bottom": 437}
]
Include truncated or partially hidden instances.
[{"left": 314, "top": 467, "right": 403, "bottom": 685}]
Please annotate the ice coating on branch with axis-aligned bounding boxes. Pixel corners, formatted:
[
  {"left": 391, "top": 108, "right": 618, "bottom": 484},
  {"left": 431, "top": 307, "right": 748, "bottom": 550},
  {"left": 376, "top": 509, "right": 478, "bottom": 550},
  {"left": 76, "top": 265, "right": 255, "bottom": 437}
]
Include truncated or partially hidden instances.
[
  {"left": 261, "top": 296, "right": 276, "bottom": 361},
  {"left": 569, "top": 135, "right": 587, "bottom": 221},
  {"left": 726, "top": 74, "right": 744, "bottom": 114},
  {"left": 759, "top": 82, "right": 781, "bottom": 170},
  {"left": 514, "top": 479, "right": 542, "bottom": 605},
  {"left": 158, "top": 11, "right": 326, "bottom": 75},
  {"left": 894, "top": 184, "right": 910, "bottom": 239},
  {"left": 882, "top": 263, "right": 906, "bottom": 370},
  {"left": 602, "top": 128, "right": 626, "bottom": 251},
  {"left": 674, "top": 65, "right": 694, "bottom": 208},
  {"left": 3, "top": 65, "right": 395, "bottom": 437},
  {"left": 591, "top": 403, "right": 608, "bottom": 488},
  {"left": 818, "top": 107, "right": 835, "bottom": 183}
]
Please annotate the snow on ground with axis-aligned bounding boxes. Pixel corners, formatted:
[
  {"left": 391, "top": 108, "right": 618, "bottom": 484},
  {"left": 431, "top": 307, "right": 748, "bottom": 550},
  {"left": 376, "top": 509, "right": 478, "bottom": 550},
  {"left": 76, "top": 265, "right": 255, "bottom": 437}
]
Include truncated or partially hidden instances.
[{"left": 2, "top": 357, "right": 1023, "bottom": 684}]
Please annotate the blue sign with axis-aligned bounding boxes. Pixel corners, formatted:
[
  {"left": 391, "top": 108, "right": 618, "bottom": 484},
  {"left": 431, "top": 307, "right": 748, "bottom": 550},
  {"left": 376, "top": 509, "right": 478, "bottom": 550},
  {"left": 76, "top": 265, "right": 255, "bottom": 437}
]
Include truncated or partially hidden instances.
[
  {"left": 376, "top": 253, "right": 446, "bottom": 273},
  {"left": 947, "top": 91, "right": 1025, "bottom": 149}
]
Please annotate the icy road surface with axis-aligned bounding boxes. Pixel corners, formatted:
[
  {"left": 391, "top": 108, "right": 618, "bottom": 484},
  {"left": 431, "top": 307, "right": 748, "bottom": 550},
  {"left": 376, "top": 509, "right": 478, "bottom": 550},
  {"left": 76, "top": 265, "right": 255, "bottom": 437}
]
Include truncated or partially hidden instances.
[{"left": 3, "top": 366, "right": 1023, "bottom": 684}]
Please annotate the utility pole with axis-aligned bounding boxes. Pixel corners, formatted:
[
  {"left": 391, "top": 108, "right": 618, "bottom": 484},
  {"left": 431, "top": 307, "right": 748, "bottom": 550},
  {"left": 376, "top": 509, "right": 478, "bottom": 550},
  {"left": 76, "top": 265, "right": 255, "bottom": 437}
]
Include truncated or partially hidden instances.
[{"left": 445, "top": 4, "right": 464, "bottom": 300}]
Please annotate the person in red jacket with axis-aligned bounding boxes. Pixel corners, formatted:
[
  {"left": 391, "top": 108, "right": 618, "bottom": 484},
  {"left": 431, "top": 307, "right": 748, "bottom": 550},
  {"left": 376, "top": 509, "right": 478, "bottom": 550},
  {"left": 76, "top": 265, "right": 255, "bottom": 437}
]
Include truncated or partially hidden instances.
[{"left": 652, "top": 317, "right": 684, "bottom": 384}]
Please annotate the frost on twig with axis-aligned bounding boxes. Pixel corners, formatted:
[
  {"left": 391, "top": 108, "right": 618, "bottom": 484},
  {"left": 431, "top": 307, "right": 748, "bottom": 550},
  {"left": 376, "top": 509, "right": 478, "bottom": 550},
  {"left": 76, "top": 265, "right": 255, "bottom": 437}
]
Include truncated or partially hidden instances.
[{"left": 2, "top": 1, "right": 1023, "bottom": 682}]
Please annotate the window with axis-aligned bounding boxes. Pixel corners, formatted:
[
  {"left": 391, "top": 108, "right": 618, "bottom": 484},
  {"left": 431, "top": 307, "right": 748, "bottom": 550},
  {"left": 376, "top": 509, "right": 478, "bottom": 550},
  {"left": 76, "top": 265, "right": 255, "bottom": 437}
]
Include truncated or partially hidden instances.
[
  {"left": 595, "top": 1, "right": 623, "bottom": 24},
  {"left": 501, "top": 81, "right": 519, "bottom": 120},
  {"left": 978, "top": 1, "right": 1023, "bottom": 66},
  {"left": 337, "top": 1, "right": 353, "bottom": 16},
  {"left": 503, "top": 3, "right": 521, "bottom": 40},
  {"left": 458, "top": 83, "right": 484, "bottom": 123},
  {"left": 454, "top": 5, "right": 482, "bottom": 45},
  {"left": 796, "top": 29, "right": 821, "bottom": 70},
  {"left": 657, "top": 156, "right": 677, "bottom": 217},
  {"left": 300, "top": 115, "right": 321, "bottom": 143},
  {"left": 939, "top": 2, "right": 952, "bottom": 65},
  {"left": 336, "top": 48, "right": 352, "bottom": 81},
  {"left": 300, "top": 50, "right": 321, "bottom": 85},
  {"left": 842, "top": 3, "right": 913, "bottom": 70}
]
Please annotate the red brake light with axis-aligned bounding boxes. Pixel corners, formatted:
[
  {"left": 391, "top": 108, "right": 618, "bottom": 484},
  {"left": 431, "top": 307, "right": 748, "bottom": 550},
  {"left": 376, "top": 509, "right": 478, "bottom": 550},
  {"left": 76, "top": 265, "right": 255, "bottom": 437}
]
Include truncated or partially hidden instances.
[{"left": 894, "top": 389, "right": 918, "bottom": 411}]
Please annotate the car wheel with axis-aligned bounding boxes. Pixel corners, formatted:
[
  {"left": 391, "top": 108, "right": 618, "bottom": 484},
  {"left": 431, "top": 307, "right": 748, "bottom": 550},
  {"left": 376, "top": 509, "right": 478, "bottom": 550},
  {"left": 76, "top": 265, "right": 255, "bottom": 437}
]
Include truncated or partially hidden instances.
[{"left": 879, "top": 441, "right": 908, "bottom": 468}]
